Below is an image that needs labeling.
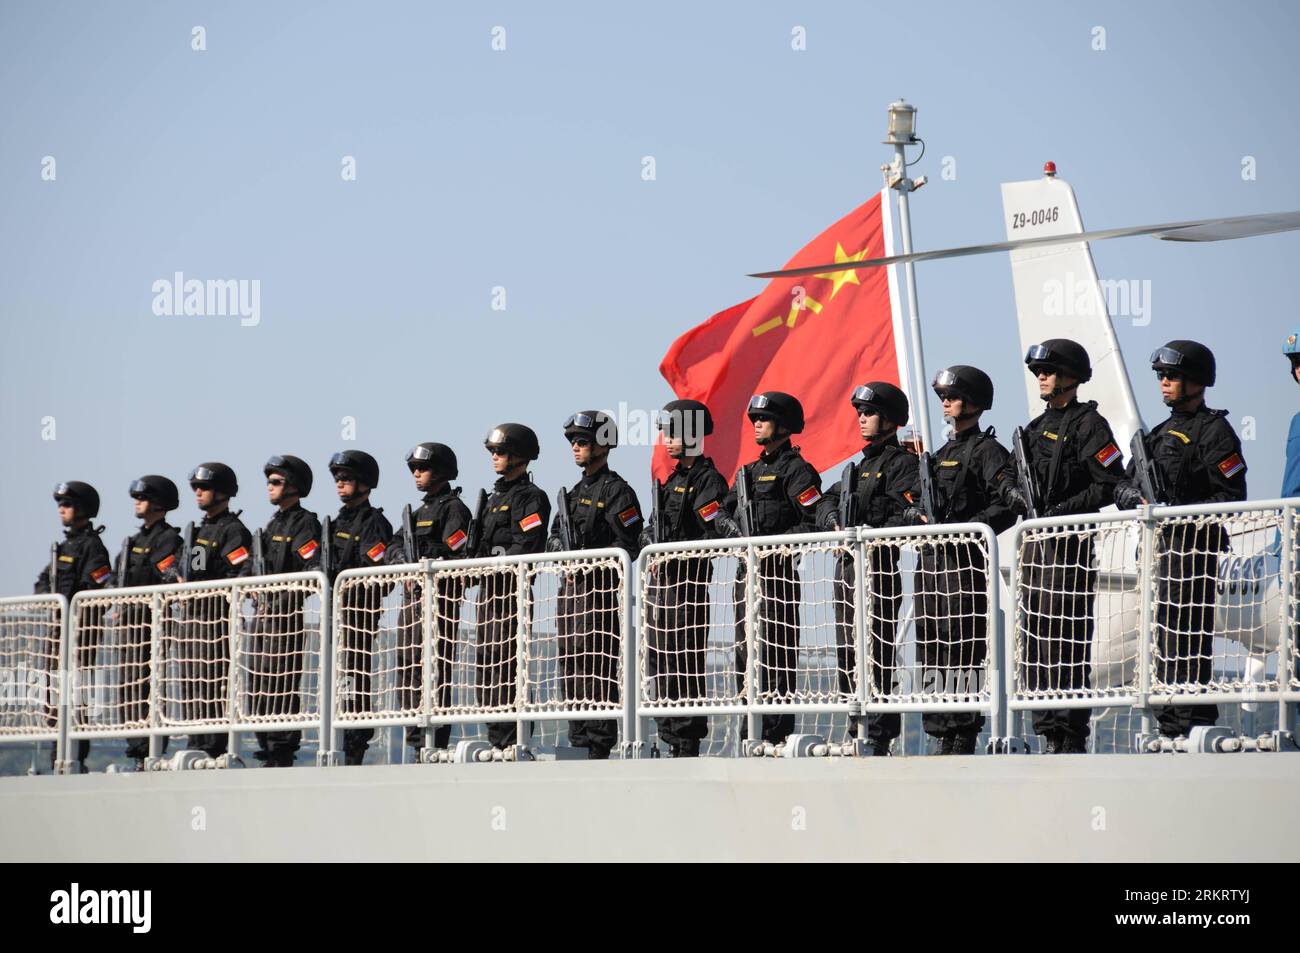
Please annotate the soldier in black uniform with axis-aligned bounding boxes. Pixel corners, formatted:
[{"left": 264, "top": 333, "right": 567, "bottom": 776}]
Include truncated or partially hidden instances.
[
  {"left": 182, "top": 463, "right": 253, "bottom": 759},
  {"left": 726, "top": 391, "right": 824, "bottom": 745},
  {"left": 546, "top": 411, "right": 643, "bottom": 759},
  {"left": 641, "top": 399, "right": 740, "bottom": 757},
  {"left": 326, "top": 450, "right": 393, "bottom": 765},
  {"left": 36, "top": 481, "right": 112, "bottom": 771},
  {"left": 247, "top": 455, "right": 322, "bottom": 767},
  {"left": 1003, "top": 340, "right": 1124, "bottom": 753},
  {"left": 910, "top": 367, "right": 1018, "bottom": 754},
  {"left": 473, "top": 424, "right": 550, "bottom": 748},
  {"left": 116, "top": 475, "right": 183, "bottom": 768},
  {"left": 387, "top": 442, "right": 472, "bottom": 757},
  {"left": 816, "top": 382, "right": 917, "bottom": 756},
  {"left": 1114, "top": 341, "right": 1247, "bottom": 739}
]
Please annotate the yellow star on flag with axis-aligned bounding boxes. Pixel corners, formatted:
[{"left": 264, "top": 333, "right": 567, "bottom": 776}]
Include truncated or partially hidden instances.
[{"left": 814, "top": 243, "right": 869, "bottom": 299}]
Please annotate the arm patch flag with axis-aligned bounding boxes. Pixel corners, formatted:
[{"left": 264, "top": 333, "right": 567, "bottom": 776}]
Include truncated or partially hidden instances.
[{"left": 1218, "top": 453, "right": 1245, "bottom": 479}]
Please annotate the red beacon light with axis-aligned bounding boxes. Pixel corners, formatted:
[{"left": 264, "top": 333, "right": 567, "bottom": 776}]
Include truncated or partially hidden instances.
[{"left": 1043, "top": 161, "right": 1057, "bottom": 177}]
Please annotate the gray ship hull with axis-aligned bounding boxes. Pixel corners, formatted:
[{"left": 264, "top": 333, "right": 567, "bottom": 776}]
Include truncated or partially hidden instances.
[{"left": 4, "top": 755, "right": 1297, "bottom": 862}]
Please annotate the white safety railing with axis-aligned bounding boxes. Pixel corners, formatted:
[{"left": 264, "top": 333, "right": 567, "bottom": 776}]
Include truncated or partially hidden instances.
[
  {"left": 5, "top": 498, "right": 1297, "bottom": 771},
  {"left": 0, "top": 595, "right": 66, "bottom": 745},
  {"left": 331, "top": 549, "right": 634, "bottom": 753},
  {"left": 636, "top": 524, "right": 1003, "bottom": 755},
  {"left": 1009, "top": 499, "right": 1297, "bottom": 748},
  {"left": 66, "top": 572, "right": 327, "bottom": 757}
]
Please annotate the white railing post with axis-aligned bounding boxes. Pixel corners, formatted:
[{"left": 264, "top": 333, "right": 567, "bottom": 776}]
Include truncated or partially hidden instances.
[
  {"left": 632, "top": 552, "right": 648, "bottom": 750},
  {"left": 320, "top": 579, "right": 339, "bottom": 766},
  {"left": 1136, "top": 506, "right": 1157, "bottom": 746},
  {"left": 852, "top": 534, "right": 868, "bottom": 742},
  {"left": 1279, "top": 503, "right": 1295, "bottom": 740},
  {"left": 620, "top": 552, "right": 637, "bottom": 756},
  {"left": 744, "top": 543, "right": 759, "bottom": 747},
  {"left": 148, "top": 592, "right": 164, "bottom": 762},
  {"left": 55, "top": 596, "right": 71, "bottom": 774},
  {"left": 419, "top": 562, "right": 435, "bottom": 755},
  {"left": 515, "top": 562, "right": 529, "bottom": 748},
  {"left": 225, "top": 580, "right": 242, "bottom": 760},
  {"left": 1005, "top": 526, "right": 1025, "bottom": 750},
  {"left": 984, "top": 527, "right": 1005, "bottom": 751}
]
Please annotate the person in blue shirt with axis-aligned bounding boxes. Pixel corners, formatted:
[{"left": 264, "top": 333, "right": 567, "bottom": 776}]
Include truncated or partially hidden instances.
[{"left": 1284, "top": 329, "right": 1300, "bottom": 498}]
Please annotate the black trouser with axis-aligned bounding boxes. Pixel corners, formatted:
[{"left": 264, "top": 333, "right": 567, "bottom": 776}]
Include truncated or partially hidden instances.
[
  {"left": 1153, "top": 523, "right": 1223, "bottom": 737},
  {"left": 337, "top": 586, "right": 379, "bottom": 759},
  {"left": 118, "top": 602, "right": 167, "bottom": 761},
  {"left": 396, "top": 578, "right": 461, "bottom": 751},
  {"left": 1021, "top": 535, "right": 1096, "bottom": 743},
  {"left": 915, "top": 541, "right": 989, "bottom": 739},
  {"left": 834, "top": 547, "right": 901, "bottom": 747},
  {"left": 248, "top": 591, "right": 307, "bottom": 761},
  {"left": 734, "top": 552, "right": 799, "bottom": 744},
  {"left": 476, "top": 571, "right": 519, "bottom": 748},
  {"left": 177, "top": 593, "right": 231, "bottom": 757},
  {"left": 646, "top": 556, "right": 711, "bottom": 751},
  {"left": 559, "top": 566, "right": 621, "bottom": 757}
]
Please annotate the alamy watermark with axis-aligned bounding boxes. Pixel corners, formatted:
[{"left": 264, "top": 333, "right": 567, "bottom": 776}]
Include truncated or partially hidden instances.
[
  {"left": 1042, "top": 273, "right": 1151, "bottom": 326},
  {"left": 152, "top": 272, "right": 260, "bottom": 327}
]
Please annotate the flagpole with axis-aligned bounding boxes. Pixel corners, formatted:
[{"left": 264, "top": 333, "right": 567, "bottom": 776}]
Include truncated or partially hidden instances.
[{"left": 883, "top": 101, "right": 933, "bottom": 453}]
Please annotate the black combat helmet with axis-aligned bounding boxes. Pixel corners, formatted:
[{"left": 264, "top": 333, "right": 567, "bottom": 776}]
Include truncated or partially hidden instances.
[
  {"left": 484, "top": 423, "right": 540, "bottom": 461},
  {"left": 1025, "top": 338, "right": 1092, "bottom": 383},
  {"left": 188, "top": 462, "right": 239, "bottom": 497},
  {"left": 659, "top": 399, "right": 714, "bottom": 438},
  {"left": 54, "top": 481, "right": 100, "bottom": 518},
  {"left": 932, "top": 365, "right": 994, "bottom": 410},
  {"left": 850, "top": 381, "right": 910, "bottom": 427},
  {"left": 406, "top": 442, "right": 458, "bottom": 479},
  {"left": 1151, "top": 340, "right": 1216, "bottom": 387},
  {"left": 747, "top": 391, "right": 805, "bottom": 433},
  {"left": 328, "top": 450, "right": 380, "bottom": 489},
  {"left": 129, "top": 475, "right": 179, "bottom": 512},
  {"left": 563, "top": 411, "right": 617, "bottom": 449},
  {"left": 264, "top": 454, "right": 314, "bottom": 497}
]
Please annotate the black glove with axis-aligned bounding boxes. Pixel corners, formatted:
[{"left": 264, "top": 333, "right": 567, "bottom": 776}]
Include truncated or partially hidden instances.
[
  {"left": 1113, "top": 482, "right": 1144, "bottom": 510},
  {"left": 714, "top": 513, "right": 743, "bottom": 539},
  {"left": 1043, "top": 502, "right": 1071, "bottom": 518},
  {"left": 638, "top": 523, "right": 654, "bottom": 549},
  {"left": 1003, "top": 485, "right": 1029, "bottom": 516},
  {"left": 545, "top": 535, "right": 565, "bottom": 553},
  {"left": 902, "top": 506, "right": 926, "bottom": 526}
]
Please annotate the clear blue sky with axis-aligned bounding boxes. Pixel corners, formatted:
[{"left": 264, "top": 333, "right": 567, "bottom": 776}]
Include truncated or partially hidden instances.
[{"left": 2, "top": 0, "right": 1297, "bottom": 591}]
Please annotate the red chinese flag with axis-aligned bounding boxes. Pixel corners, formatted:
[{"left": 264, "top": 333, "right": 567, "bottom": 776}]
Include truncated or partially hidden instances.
[{"left": 653, "top": 191, "right": 903, "bottom": 483}]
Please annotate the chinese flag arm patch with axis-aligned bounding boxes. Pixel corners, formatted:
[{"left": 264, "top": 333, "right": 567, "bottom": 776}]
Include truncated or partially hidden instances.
[
  {"left": 155, "top": 553, "right": 177, "bottom": 573},
  {"left": 518, "top": 512, "right": 543, "bottom": 532},
  {"left": 1094, "top": 443, "right": 1122, "bottom": 468},
  {"left": 90, "top": 565, "right": 112, "bottom": 585},
  {"left": 297, "top": 539, "right": 319, "bottom": 561},
  {"left": 618, "top": 506, "right": 641, "bottom": 527},
  {"left": 796, "top": 485, "right": 823, "bottom": 507},
  {"left": 366, "top": 541, "right": 387, "bottom": 562},
  {"left": 226, "top": 546, "right": 250, "bottom": 566},
  {"left": 445, "top": 529, "right": 467, "bottom": 551},
  {"left": 1218, "top": 453, "right": 1246, "bottom": 479},
  {"left": 697, "top": 500, "right": 720, "bottom": 522}
]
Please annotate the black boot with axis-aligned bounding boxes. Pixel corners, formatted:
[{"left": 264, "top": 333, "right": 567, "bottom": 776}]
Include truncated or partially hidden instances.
[
  {"left": 929, "top": 735, "right": 955, "bottom": 756},
  {"left": 676, "top": 740, "right": 701, "bottom": 758},
  {"left": 1043, "top": 732, "right": 1063, "bottom": 754},
  {"left": 343, "top": 747, "right": 366, "bottom": 766},
  {"left": 1058, "top": 733, "right": 1088, "bottom": 754},
  {"left": 951, "top": 733, "right": 977, "bottom": 755}
]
